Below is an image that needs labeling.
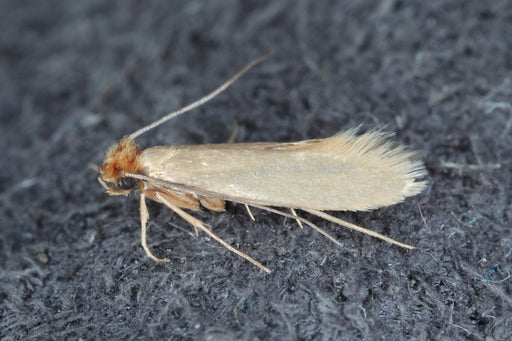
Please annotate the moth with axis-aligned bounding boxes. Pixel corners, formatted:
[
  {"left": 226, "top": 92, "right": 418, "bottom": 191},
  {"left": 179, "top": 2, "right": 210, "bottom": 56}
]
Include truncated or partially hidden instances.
[{"left": 98, "top": 49, "right": 427, "bottom": 273}]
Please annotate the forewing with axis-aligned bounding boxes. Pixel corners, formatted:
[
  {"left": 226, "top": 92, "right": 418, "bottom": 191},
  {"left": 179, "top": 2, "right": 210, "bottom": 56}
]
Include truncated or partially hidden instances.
[{"left": 138, "top": 130, "right": 427, "bottom": 211}]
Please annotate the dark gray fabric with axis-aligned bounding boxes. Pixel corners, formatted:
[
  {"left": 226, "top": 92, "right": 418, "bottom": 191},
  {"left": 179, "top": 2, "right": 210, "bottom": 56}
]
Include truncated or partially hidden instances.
[{"left": 1, "top": 1, "right": 511, "bottom": 340}]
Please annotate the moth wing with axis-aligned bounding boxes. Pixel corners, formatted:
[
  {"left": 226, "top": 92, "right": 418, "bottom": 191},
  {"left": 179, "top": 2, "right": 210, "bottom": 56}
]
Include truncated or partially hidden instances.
[{"left": 138, "top": 130, "right": 427, "bottom": 211}]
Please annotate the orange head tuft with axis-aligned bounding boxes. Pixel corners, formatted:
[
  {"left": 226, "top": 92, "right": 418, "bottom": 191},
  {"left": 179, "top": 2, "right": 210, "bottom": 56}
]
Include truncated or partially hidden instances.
[{"left": 98, "top": 137, "right": 142, "bottom": 195}]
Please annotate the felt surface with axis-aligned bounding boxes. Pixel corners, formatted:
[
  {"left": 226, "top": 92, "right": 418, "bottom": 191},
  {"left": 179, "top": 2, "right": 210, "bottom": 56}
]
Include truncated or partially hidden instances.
[{"left": 1, "top": 1, "right": 511, "bottom": 340}]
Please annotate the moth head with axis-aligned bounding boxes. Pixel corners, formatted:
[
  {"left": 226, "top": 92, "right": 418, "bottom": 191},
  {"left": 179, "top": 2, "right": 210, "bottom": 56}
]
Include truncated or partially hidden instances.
[{"left": 98, "top": 137, "right": 142, "bottom": 195}]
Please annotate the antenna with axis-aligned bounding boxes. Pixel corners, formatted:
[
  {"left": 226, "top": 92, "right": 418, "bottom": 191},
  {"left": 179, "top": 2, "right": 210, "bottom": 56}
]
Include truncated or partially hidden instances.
[{"left": 129, "top": 46, "right": 281, "bottom": 140}]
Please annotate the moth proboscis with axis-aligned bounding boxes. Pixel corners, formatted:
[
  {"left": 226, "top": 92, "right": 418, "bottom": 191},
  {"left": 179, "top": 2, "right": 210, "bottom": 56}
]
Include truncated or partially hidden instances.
[{"left": 98, "top": 48, "right": 427, "bottom": 273}]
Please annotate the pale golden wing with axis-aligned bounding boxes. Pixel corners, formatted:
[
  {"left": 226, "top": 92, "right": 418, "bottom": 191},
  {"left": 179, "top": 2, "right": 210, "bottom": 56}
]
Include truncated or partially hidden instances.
[{"left": 138, "top": 130, "right": 427, "bottom": 211}]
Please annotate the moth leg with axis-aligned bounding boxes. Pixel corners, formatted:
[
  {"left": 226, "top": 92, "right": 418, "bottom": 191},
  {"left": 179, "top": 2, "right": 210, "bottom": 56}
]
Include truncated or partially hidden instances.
[
  {"left": 245, "top": 204, "right": 256, "bottom": 221},
  {"left": 140, "top": 193, "right": 170, "bottom": 263},
  {"left": 290, "top": 208, "right": 303, "bottom": 229},
  {"left": 248, "top": 204, "right": 341, "bottom": 246},
  {"left": 199, "top": 196, "right": 226, "bottom": 212},
  {"left": 302, "top": 209, "right": 415, "bottom": 249},
  {"left": 154, "top": 192, "right": 271, "bottom": 273},
  {"left": 146, "top": 189, "right": 200, "bottom": 236}
]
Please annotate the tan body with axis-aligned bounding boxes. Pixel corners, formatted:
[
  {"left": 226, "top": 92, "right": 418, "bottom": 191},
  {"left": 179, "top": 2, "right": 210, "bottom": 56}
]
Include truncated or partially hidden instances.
[{"left": 100, "top": 130, "right": 426, "bottom": 273}]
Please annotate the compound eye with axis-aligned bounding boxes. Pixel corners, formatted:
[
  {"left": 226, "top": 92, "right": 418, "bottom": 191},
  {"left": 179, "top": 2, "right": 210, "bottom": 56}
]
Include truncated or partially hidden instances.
[{"left": 118, "top": 177, "right": 135, "bottom": 190}]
